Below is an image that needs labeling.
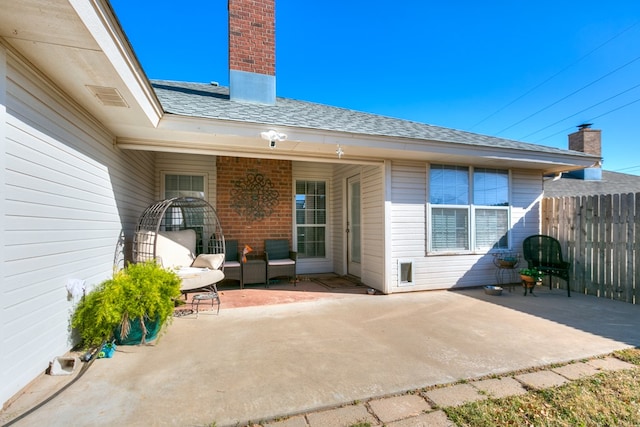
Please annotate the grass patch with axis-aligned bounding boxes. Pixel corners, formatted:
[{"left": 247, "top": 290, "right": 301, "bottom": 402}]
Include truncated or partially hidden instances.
[{"left": 445, "top": 349, "right": 640, "bottom": 426}]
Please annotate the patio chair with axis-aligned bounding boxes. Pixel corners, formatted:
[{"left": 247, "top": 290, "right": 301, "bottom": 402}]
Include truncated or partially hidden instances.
[
  {"left": 265, "top": 239, "right": 297, "bottom": 286},
  {"left": 222, "top": 240, "right": 242, "bottom": 288},
  {"left": 522, "top": 234, "right": 571, "bottom": 297}
]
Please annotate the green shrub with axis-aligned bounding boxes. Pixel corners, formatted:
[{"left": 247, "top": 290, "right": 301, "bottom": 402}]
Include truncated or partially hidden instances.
[{"left": 72, "top": 261, "right": 181, "bottom": 347}]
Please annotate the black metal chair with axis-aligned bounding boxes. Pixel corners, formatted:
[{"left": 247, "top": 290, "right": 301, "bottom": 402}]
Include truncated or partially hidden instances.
[
  {"left": 265, "top": 239, "right": 297, "bottom": 286},
  {"left": 522, "top": 235, "right": 571, "bottom": 297}
]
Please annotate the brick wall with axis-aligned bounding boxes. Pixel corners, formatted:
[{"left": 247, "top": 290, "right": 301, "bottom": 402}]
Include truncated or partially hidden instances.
[
  {"left": 216, "top": 156, "right": 292, "bottom": 254},
  {"left": 228, "top": 0, "right": 275, "bottom": 76}
]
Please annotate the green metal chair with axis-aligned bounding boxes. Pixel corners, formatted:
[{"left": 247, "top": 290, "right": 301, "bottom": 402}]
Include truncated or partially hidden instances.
[{"left": 522, "top": 235, "right": 571, "bottom": 297}]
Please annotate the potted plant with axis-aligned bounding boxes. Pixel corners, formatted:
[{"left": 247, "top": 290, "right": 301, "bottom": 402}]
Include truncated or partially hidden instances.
[
  {"left": 72, "top": 261, "right": 182, "bottom": 347},
  {"left": 519, "top": 267, "right": 545, "bottom": 286}
]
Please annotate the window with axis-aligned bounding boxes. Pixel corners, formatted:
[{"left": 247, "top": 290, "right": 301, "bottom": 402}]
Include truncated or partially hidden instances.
[
  {"left": 162, "top": 174, "right": 207, "bottom": 249},
  {"left": 164, "top": 174, "right": 205, "bottom": 199},
  {"left": 295, "top": 180, "right": 326, "bottom": 258},
  {"left": 429, "top": 165, "right": 509, "bottom": 252}
]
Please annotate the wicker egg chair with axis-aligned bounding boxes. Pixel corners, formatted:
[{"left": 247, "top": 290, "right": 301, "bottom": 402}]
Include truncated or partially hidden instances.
[{"left": 132, "top": 197, "right": 226, "bottom": 313}]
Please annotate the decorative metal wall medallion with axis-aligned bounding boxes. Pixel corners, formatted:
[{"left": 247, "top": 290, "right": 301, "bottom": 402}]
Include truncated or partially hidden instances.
[{"left": 230, "top": 173, "right": 279, "bottom": 220}]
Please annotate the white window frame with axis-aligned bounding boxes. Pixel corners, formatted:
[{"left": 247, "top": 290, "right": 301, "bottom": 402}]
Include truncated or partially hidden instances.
[
  {"left": 294, "top": 179, "right": 328, "bottom": 259},
  {"left": 161, "top": 172, "right": 208, "bottom": 200},
  {"left": 427, "top": 165, "right": 511, "bottom": 255}
]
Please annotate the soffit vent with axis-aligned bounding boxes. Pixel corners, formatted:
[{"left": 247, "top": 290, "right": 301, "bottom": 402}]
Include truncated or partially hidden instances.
[{"left": 86, "top": 85, "right": 129, "bottom": 107}]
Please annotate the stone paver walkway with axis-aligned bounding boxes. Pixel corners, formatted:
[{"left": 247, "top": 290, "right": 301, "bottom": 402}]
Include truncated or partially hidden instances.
[{"left": 264, "top": 356, "right": 636, "bottom": 427}]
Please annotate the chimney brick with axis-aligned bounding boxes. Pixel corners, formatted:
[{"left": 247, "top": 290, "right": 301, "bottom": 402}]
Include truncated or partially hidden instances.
[
  {"left": 228, "top": 0, "right": 275, "bottom": 76},
  {"left": 568, "top": 127, "right": 601, "bottom": 157}
]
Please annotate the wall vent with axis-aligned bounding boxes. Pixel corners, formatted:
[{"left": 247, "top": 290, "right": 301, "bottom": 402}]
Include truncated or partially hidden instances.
[{"left": 86, "top": 85, "right": 129, "bottom": 107}]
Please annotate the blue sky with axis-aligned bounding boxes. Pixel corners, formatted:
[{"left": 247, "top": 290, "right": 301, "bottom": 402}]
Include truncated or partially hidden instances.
[{"left": 111, "top": 1, "right": 640, "bottom": 174}]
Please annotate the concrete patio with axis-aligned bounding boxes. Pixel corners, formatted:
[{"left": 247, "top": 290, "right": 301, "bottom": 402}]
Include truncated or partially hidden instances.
[{"left": 2, "top": 281, "right": 640, "bottom": 427}]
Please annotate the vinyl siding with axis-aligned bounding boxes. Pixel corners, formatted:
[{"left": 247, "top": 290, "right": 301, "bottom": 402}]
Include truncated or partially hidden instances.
[
  {"left": 360, "top": 165, "right": 385, "bottom": 289},
  {"left": 330, "top": 163, "right": 360, "bottom": 276},
  {"left": 1, "top": 51, "right": 155, "bottom": 406},
  {"left": 388, "top": 161, "right": 542, "bottom": 293},
  {"left": 328, "top": 163, "right": 385, "bottom": 288}
]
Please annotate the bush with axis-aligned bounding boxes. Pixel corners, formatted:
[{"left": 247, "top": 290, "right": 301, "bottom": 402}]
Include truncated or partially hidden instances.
[{"left": 72, "top": 261, "right": 182, "bottom": 347}]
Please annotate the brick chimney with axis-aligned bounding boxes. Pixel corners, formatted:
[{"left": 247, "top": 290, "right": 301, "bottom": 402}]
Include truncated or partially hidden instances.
[
  {"left": 228, "top": 0, "right": 276, "bottom": 105},
  {"left": 567, "top": 124, "right": 602, "bottom": 181},
  {"left": 568, "top": 123, "right": 601, "bottom": 157}
]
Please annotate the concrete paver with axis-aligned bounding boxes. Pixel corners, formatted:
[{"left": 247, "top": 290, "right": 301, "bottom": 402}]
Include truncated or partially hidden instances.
[
  {"left": 515, "top": 370, "right": 569, "bottom": 390},
  {"left": 472, "top": 376, "right": 528, "bottom": 398},
  {"left": 425, "top": 383, "right": 486, "bottom": 408},
  {"left": 264, "top": 414, "right": 308, "bottom": 427},
  {"left": 386, "top": 410, "right": 455, "bottom": 427},
  {"left": 368, "top": 394, "right": 432, "bottom": 424},
  {"left": 305, "top": 404, "right": 377, "bottom": 426},
  {"left": 552, "top": 361, "right": 600, "bottom": 380},
  {"left": 587, "top": 356, "right": 636, "bottom": 371}
]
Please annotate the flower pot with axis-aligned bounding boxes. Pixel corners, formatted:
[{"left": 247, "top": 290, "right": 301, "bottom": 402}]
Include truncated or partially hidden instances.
[
  {"left": 498, "top": 260, "right": 516, "bottom": 268},
  {"left": 113, "top": 316, "right": 162, "bottom": 345}
]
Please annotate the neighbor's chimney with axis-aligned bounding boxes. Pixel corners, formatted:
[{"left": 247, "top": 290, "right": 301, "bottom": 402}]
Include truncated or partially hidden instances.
[
  {"left": 567, "top": 123, "right": 602, "bottom": 181},
  {"left": 569, "top": 123, "right": 601, "bottom": 158},
  {"left": 228, "top": 0, "right": 276, "bottom": 105}
]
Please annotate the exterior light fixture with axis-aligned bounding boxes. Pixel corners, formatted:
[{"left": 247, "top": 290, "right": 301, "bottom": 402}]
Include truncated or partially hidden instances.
[
  {"left": 260, "top": 130, "right": 287, "bottom": 149},
  {"left": 336, "top": 144, "right": 344, "bottom": 159}
]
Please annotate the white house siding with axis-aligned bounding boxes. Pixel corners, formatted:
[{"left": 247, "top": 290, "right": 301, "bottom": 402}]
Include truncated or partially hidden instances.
[
  {"left": 155, "top": 152, "right": 217, "bottom": 204},
  {"left": 330, "top": 163, "right": 360, "bottom": 276},
  {"left": 1, "top": 50, "right": 155, "bottom": 407},
  {"left": 388, "top": 161, "right": 426, "bottom": 291},
  {"left": 388, "top": 161, "right": 542, "bottom": 293},
  {"left": 292, "top": 161, "right": 334, "bottom": 274},
  {"left": 360, "top": 165, "right": 385, "bottom": 290},
  {"left": 328, "top": 163, "right": 385, "bottom": 289},
  {"left": 510, "top": 169, "right": 542, "bottom": 248}
]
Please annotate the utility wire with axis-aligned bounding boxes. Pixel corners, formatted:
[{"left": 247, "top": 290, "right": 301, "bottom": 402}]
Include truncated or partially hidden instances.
[
  {"left": 495, "top": 54, "right": 640, "bottom": 136},
  {"left": 533, "top": 96, "right": 640, "bottom": 143},
  {"left": 520, "top": 82, "right": 640, "bottom": 140},
  {"left": 469, "top": 20, "right": 640, "bottom": 131}
]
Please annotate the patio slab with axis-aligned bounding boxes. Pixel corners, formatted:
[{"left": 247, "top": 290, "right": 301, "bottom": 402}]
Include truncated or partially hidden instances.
[{"left": 2, "top": 285, "right": 640, "bottom": 427}]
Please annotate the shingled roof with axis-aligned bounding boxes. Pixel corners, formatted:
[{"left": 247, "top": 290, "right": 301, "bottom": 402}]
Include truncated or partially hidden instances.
[
  {"left": 544, "top": 170, "right": 640, "bottom": 197},
  {"left": 151, "top": 80, "right": 595, "bottom": 160}
]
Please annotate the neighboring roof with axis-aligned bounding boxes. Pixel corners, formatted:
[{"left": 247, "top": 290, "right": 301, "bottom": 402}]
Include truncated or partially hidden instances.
[
  {"left": 151, "top": 80, "right": 595, "bottom": 159},
  {"left": 544, "top": 170, "right": 640, "bottom": 197}
]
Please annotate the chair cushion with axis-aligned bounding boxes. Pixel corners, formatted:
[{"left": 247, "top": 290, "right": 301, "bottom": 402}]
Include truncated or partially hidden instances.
[
  {"left": 268, "top": 259, "right": 295, "bottom": 266},
  {"left": 192, "top": 253, "right": 225, "bottom": 270},
  {"left": 156, "top": 230, "right": 196, "bottom": 268},
  {"left": 176, "top": 267, "right": 225, "bottom": 291}
]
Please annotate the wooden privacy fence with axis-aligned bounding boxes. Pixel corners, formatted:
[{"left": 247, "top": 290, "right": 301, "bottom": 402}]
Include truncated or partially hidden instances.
[{"left": 541, "top": 193, "right": 640, "bottom": 304}]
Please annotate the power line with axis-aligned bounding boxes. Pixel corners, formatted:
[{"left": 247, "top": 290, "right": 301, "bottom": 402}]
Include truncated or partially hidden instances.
[
  {"left": 533, "top": 96, "right": 640, "bottom": 143},
  {"left": 469, "top": 20, "right": 640, "bottom": 131},
  {"left": 519, "top": 82, "right": 640, "bottom": 140},
  {"left": 495, "top": 54, "right": 640, "bottom": 136}
]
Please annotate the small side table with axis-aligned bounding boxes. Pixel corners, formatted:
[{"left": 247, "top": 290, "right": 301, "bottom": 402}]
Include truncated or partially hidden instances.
[{"left": 242, "top": 259, "right": 266, "bottom": 287}]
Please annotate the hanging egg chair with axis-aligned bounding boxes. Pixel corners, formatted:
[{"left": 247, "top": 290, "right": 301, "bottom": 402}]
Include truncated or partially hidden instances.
[{"left": 132, "top": 197, "right": 226, "bottom": 311}]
